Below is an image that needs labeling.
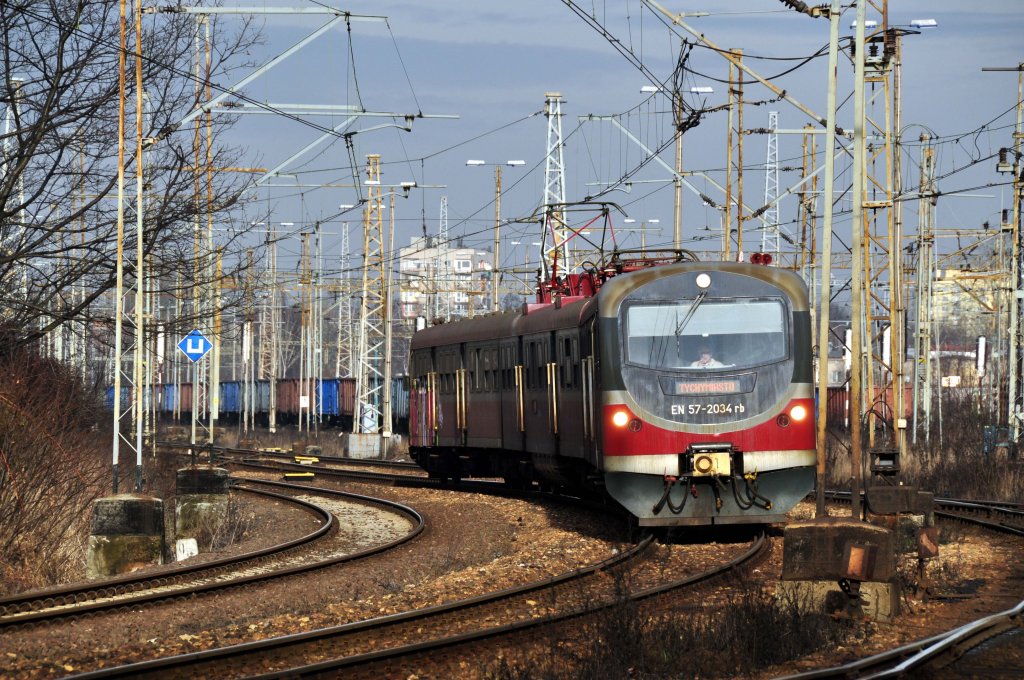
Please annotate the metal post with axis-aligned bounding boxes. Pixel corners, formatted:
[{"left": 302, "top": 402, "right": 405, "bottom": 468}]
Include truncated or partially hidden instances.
[
  {"left": 735, "top": 49, "right": 745, "bottom": 255},
  {"left": 724, "top": 59, "right": 735, "bottom": 259},
  {"left": 382, "top": 194, "right": 396, "bottom": 452},
  {"left": 111, "top": 0, "right": 128, "bottom": 494},
  {"left": 673, "top": 88, "right": 684, "bottom": 249},
  {"left": 269, "top": 225, "right": 278, "bottom": 433},
  {"left": 849, "top": 0, "right": 868, "bottom": 520},
  {"left": 492, "top": 165, "right": 501, "bottom": 312},
  {"left": 133, "top": 0, "right": 145, "bottom": 491},
  {"left": 815, "top": 0, "right": 842, "bottom": 519}
]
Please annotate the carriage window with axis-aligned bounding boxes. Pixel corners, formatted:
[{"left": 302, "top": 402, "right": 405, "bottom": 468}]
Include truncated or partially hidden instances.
[
  {"left": 506, "top": 344, "right": 518, "bottom": 390},
  {"left": 527, "top": 340, "right": 544, "bottom": 389},
  {"left": 470, "top": 348, "right": 480, "bottom": 392},
  {"left": 560, "top": 336, "right": 575, "bottom": 389},
  {"left": 571, "top": 337, "right": 580, "bottom": 386},
  {"left": 482, "top": 348, "right": 493, "bottom": 392},
  {"left": 624, "top": 298, "right": 787, "bottom": 371}
]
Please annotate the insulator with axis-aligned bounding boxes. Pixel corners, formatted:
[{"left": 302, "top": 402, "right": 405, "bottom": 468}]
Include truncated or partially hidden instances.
[{"left": 999, "top": 148, "right": 1008, "bottom": 163}]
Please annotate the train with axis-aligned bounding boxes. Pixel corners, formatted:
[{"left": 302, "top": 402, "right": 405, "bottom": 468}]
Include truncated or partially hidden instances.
[
  {"left": 107, "top": 376, "right": 410, "bottom": 431},
  {"left": 407, "top": 255, "right": 816, "bottom": 527}
]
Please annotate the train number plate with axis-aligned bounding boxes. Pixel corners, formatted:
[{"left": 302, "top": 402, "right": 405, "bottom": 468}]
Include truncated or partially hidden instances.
[{"left": 671, "top": 402, "right": 747, "bottom": 416}]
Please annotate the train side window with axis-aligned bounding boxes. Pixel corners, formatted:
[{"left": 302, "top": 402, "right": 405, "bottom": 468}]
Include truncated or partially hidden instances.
[
  {"left": 490, "top": 347, "right": 499, "bottom": 392},
  {"left": 537, "top": 340, "right": 546, "bottom": 388},
  {"left": 560, "top": 336, "right": 573, "bottom": 388},
  {"left": 526, "top": 341, "right": 537, "bottom": 389},
  {"left": 442, "top": 353, "right": 453, "bottom": 394},
  {"left": 469, "top": 348, "right": 479, "bottom": 392},
  {"left": 524, "top": 342, "right": 533, "bottom": 389},
  {"left": 482, "top": 348, "right": 492, "bottom": 392},
  {"left": 571, "top": 337, "right": 580, "bottom": 388},
  {"left": 506, "top": 343, "right": 518, "bottom": 390}
]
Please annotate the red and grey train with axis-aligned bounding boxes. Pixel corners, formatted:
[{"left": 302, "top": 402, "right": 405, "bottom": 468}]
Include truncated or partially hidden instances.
[{"left": 408, "top": 258, "right": 815, "bottom": 527}]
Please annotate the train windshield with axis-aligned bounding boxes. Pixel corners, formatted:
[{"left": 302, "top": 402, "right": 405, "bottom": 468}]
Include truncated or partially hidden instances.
[{"left": 624, "top": 298, "right": 787, "bottom": 370}]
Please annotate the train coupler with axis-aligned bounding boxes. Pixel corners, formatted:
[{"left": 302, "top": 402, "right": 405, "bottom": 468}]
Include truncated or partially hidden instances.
[{"left": 683, "top": 442, "right": 734, "bottom": 478}]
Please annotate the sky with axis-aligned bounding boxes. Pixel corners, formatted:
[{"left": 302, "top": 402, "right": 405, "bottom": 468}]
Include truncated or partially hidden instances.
[{"left": 199, "top": 1, "right": 1024, "bottom": 280}]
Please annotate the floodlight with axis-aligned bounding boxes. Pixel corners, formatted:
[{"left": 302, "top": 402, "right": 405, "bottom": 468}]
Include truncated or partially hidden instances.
[
  {"left": 689, "top": 86, "right": 714, "bottom": 95},
  {"left": 466, "top": 160, "right": 486, "bottom": 166},
  {"left": 910, "top": 19, "right": 937, "bottom": 28}
]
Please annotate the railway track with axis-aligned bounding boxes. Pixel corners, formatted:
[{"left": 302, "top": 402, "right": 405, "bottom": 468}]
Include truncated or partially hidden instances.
[
  {"left": 65, "top": 530, "right": 769, "bottom": 679},
  {"left": 0, "top": 481, "right": 422, "bottom": 631}
]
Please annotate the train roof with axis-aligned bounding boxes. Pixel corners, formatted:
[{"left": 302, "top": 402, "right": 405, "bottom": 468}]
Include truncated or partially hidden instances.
[
  {"left": 597, "top": 260, "right": 809, "bottom": 317},
  {"left": 410, "top": 297, "right": 595, "bottom": 350}
]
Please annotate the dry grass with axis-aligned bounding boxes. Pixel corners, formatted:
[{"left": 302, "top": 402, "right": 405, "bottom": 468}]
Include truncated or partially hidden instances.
[
  {"left": 825, "top": 392, "right": 1023, "bottom": 502},
  {"left": 483, "top": 582, "right": 854, "bottom": 679}
]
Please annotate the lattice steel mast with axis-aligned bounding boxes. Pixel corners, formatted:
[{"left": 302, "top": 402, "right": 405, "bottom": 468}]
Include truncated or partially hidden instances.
[{"left": 353, "top": 154, "right": 386, "bottom": 434}]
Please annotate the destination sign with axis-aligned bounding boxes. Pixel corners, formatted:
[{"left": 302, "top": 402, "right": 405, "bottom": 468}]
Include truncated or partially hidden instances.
[
  {"left": 674, "top": 380, "right": 740, "bottom": 394},
  {"left": 660, "top": 372, "right": 755, "bottom": 396}
]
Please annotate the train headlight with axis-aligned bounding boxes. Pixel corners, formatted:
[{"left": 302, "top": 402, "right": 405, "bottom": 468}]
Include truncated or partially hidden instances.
[
  {"left": 790, "top": 405, "right": 808, "bottom": 422},
  {"left": 611, "top": 410, "right": 630, "bottom": 428},
  {"left": 695, "top": 273, "right": 712, "bottom": 289}
]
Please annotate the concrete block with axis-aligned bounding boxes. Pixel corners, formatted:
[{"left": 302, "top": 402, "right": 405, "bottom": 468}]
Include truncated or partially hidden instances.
[
  {"left": 777, "top": 578, "right": 900, "bottom": 623},
  {"left": 176, "top": 466, "right": 229, "bottom": 494},
  {"left": 90, "top": 494, "right": 164, "bottom": 536},
  {"left": 87, "top": 495, "right": 165, "bottom": 578},
  {"left": 175, "top": 466, "right": 230, "bottom": 542},
  {"left": 867, "top": 511, "right": 928, "bottom": 554},
  {"left": 781, "top": 517, "right": 895, "bottom": 582},
  {"left": 175, "top": 493, "right": 230, "bottom": 540},
  {"left": 866, "top": 486, "right": 933, "bottom": 517},
  {"left": 344, "top": 433, "right": 381, "bottom": 459}
]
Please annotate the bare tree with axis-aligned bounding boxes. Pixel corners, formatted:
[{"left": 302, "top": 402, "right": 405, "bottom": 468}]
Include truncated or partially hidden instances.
[{"left": 0, "top": 1, "right": 261, "bottom": 352}]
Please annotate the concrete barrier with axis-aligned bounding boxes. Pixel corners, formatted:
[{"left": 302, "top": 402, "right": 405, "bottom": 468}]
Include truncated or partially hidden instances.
[
  {"left": 175, "top": 466, "right": 230, "bottom": 548},
  {"left": 779, "top": 517, "right": 899, "bottom": 622},
  {"left": 86, "top": 495, "right": 165, "bottom": 578}
]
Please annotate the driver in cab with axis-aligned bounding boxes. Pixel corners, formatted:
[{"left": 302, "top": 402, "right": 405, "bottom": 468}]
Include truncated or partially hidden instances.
[{"left": 691, "top": 347, "right": 723, "bottom": 368}]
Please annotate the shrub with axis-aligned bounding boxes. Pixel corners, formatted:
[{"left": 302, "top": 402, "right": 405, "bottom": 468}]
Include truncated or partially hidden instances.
[{"left": 0, "top": 347, "right": 109, "bottom": 593}]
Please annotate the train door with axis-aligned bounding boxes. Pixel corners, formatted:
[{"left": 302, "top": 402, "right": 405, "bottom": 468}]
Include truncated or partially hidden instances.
[
  {"left": 580, "top": 317, "right": 599, "bottom": 468},
  {"left": 409, "top": 349, "right": 437, "bottom": 448},
  {"left": 522, "top": 332, "right": 556, "bottom": 457},
  {"left": 465, "top": 342, "right": 501, "bottom": 449},
  {"left": 435, "top": 346, "right": 466, "bottom": 447},
  {"left": 500, "top": 339, "right": 525, "bottom": 451},
  {"left": 554, "top": 329, "right": 584, "bottom": 459}
]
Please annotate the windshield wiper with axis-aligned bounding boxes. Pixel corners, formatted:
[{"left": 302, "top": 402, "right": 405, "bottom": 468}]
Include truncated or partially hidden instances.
[{"left": 674, "top": 290, "right": 707, "bottom": 335}]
